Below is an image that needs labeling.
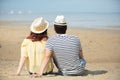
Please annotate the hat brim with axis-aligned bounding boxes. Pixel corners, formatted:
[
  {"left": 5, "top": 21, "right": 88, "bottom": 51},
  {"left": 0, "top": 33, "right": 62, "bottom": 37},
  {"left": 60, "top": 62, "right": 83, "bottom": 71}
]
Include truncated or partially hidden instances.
[
  {"left": 30, "top": 20, "right": 49, "bottom": 34},
  {"left": 53, "top": 22, "right": 67, "bottom": 26}
]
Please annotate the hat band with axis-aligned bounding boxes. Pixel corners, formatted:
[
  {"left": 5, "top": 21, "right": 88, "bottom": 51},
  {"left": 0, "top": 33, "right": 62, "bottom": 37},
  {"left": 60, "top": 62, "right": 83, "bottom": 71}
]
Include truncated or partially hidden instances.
[
  {"left": 34, "top": 25, "right": 46, "bottom": 32},
  {"left": 54, "top": 22, "right": 67, "bottom": 25}
]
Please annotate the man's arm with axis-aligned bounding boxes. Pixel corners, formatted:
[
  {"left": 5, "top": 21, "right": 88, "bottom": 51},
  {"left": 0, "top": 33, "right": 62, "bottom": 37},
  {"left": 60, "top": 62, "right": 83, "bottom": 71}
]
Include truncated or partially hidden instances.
[
  {"left": 79, "top": 50, "right": 83, "bottom": 58},
  {"left": 79, "top": 50, "right": 86, "bottom": 67}
]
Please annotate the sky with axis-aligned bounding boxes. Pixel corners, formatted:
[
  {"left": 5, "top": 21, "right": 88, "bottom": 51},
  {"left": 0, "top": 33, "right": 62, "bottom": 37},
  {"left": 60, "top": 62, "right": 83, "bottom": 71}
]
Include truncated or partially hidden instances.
[{"left": 0, "top": 0, "right": 120, "bottom": 14}]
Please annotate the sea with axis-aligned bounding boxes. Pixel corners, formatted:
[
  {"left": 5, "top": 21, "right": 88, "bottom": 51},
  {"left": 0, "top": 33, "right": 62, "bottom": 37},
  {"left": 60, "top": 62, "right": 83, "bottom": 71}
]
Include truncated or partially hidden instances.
[{"left": 0, "top": 12, "right": 120, "bottom": 30}]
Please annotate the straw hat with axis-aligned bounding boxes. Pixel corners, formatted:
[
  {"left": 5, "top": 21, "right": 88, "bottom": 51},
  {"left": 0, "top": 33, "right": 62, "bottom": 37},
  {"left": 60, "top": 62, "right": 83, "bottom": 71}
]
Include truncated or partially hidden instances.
[
  {"left": 30, "top": 17, "right": 49, "bottom": 34},
  {"left": 54, "top": 15, "right": 67, "bottom": 25}
]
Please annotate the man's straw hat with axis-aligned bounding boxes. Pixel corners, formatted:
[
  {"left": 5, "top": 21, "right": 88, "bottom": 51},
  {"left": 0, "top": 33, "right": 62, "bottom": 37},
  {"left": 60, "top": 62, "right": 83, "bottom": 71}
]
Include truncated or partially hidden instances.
[{"left": 54, "top": 15, "right": 67, "bottom": 26}]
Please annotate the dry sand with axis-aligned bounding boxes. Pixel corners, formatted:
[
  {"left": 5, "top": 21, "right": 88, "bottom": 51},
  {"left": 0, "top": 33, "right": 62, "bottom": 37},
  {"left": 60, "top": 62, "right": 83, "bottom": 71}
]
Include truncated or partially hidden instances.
[{"left": 0, "top": 22, "right": 120, "bottom": 80}]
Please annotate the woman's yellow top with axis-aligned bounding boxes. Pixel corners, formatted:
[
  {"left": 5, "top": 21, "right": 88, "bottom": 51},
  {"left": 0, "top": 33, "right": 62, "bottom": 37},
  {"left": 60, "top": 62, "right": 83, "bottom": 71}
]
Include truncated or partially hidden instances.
[{"left": 21, "top": 39, "right": 53, "bottom": 74}]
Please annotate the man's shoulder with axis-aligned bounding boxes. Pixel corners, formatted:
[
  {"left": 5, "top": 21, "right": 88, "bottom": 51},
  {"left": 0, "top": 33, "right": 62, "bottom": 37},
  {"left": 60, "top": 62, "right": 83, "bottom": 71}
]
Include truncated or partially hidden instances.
[
  {"left": 47, "top": 35, "right": 57, "bottom": 42},
  {"left": 48, "top": 35, "right": 57, "bottom": 39},
  {"left": 68, "top": 35, "right": 80, "bottom": 40},
  {"left": 48, "top": 34, "right": 80, "bottom": 41}
]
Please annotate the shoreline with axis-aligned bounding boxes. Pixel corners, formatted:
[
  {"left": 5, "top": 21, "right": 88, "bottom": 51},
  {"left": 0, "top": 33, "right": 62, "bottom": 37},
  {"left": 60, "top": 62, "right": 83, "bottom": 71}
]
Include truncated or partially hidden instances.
[{"left": 0, "top": 20, "right": 120, "bottom": 30}]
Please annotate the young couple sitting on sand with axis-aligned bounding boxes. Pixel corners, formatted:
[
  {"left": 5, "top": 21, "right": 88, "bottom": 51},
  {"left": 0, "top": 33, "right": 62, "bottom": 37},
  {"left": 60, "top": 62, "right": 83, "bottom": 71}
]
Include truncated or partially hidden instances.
[{"left": 10, "top": 15, "right": 86, "bottom": 78}]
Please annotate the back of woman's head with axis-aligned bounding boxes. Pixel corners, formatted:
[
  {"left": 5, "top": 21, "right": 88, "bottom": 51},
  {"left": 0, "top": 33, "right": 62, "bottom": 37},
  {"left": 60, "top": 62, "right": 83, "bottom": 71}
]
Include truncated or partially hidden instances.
[{"left": 27, "top": 30, "right": 48, "bottom": 42}]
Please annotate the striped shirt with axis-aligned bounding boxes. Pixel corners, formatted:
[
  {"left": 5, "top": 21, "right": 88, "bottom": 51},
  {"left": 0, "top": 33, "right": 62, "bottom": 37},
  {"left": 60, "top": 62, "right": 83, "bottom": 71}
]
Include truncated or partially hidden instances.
[{"left": 46, "top": 34, "right": 85, "bottom": 75}]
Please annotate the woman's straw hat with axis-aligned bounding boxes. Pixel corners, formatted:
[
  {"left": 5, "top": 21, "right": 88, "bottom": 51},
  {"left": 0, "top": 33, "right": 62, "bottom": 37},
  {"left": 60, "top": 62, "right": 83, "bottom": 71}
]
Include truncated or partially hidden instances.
[
  {"left": 54, "top": 15, "right": 67, "bottom": 26},
  {"left": 30, "top": 17, "right": 49, "bottom": 33}
]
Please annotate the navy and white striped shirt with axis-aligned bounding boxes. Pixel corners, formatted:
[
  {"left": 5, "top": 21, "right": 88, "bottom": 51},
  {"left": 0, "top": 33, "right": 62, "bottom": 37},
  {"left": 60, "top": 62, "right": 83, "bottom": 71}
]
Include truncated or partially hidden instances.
[{"left": 46, "top": 34, "right": 84, "bottom": 75}]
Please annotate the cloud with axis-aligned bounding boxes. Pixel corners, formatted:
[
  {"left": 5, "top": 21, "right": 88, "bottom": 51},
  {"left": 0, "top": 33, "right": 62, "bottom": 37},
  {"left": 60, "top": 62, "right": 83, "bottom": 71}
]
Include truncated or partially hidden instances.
[
  {"left": 18, "top": 10, "right": 22, "bottom": 14},
  {"left": 9, "top": 10, "right": 14, "bottom": 14},
  {"left": 28, "top": 10, "right": 32, "bottom": 14}
]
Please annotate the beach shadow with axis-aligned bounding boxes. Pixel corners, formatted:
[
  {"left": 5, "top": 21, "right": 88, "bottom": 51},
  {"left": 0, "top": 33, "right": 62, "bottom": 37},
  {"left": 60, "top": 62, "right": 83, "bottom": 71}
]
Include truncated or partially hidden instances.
[
  {"left": 46, "top": 69, "right": 108, "bottom": 77},
  {"left": 83, "top": 69, "right": 108, "bottom": 76},
  {"left": 0, "top": 44, "right": 1, "bottom": 48},
  {"left": 47, "top": 72, "right": 61, "bottom": 76},
  {"left": 45, "top": 69, "right": 108, "bottom": 77}
]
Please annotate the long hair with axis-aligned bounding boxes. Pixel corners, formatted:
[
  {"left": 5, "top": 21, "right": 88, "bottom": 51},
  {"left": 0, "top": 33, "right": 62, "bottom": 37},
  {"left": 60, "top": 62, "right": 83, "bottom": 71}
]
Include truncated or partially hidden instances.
[{"left": 27, "top": 30, "right": 48, "bottom": 42}]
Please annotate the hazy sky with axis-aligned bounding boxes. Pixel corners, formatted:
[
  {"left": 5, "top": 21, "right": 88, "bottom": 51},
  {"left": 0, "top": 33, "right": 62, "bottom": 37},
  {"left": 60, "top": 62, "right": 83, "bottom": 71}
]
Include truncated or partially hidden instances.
[{"left": 0, "top": 0, "right": 120, "bottom": 14}]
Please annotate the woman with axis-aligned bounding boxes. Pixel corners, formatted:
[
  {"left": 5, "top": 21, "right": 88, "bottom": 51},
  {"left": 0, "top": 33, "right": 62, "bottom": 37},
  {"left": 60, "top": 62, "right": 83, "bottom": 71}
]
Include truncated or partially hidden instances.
[{"left": 11, "top": 17, "right": 53, "bottom": 76}]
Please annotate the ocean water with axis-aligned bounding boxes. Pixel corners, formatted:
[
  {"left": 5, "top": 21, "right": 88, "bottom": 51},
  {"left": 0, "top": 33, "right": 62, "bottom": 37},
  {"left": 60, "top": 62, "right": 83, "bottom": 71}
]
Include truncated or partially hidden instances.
[{"left": 0, "top": 12, "right": 120, "bottom": 30}]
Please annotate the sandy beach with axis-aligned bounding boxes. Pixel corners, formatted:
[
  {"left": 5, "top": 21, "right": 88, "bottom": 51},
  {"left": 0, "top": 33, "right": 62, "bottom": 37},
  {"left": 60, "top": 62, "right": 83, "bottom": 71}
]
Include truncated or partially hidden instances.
[{"left": 0, "top": 21, "right": 120, "bottom": 80}]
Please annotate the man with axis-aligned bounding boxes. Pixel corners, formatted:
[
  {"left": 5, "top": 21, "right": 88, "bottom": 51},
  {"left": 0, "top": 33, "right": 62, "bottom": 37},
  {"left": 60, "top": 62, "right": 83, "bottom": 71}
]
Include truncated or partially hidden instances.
[{"left": 34, "top": 15, "right": 86, "bottom": 77}]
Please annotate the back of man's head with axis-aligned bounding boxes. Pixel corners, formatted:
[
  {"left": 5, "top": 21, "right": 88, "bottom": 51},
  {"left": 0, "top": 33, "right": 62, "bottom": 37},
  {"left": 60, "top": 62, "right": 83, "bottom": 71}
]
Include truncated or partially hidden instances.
[
  {"left": 54, "top": 15, "right": 67, "bottom": 34},
  {"left": 54, "top": 25, "right": 67, "bottom": 34}
]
